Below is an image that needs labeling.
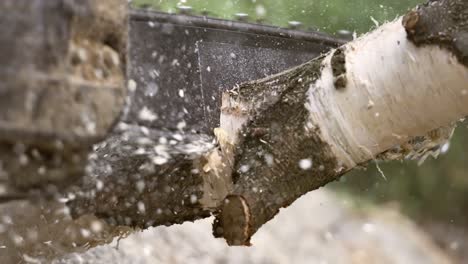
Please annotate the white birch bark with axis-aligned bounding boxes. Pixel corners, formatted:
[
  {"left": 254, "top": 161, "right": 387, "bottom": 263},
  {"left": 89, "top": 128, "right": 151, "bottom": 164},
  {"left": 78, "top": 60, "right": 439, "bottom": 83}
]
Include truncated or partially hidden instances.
[{"left": 307, "top": 17, "right": 468, "bottom": 169}]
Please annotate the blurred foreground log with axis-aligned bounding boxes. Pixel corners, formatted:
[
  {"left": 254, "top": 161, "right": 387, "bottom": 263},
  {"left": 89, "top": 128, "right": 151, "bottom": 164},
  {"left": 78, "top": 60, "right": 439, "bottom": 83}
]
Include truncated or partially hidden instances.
[{"left": 0, "top": 0, "right": 127, "bottom": 196}]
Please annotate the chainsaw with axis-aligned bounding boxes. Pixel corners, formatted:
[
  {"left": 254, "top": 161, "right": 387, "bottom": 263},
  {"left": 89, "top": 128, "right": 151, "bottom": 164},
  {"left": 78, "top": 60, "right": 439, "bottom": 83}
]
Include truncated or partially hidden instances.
[{"left": 0, "top": 2, "right": 347, "bottom": 200}]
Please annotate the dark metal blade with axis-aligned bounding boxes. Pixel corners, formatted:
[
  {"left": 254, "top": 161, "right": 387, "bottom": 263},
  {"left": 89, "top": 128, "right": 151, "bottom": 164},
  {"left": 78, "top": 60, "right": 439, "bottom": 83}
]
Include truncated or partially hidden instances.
[{"left": 127, "top": 10, "right": 346, "bottom": 135}]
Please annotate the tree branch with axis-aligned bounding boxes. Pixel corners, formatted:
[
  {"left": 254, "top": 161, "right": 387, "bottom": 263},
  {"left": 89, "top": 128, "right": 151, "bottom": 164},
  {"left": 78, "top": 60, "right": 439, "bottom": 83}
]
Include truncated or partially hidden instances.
[{"left": 213, "top": 0, "right": 468, "bottom": 245}]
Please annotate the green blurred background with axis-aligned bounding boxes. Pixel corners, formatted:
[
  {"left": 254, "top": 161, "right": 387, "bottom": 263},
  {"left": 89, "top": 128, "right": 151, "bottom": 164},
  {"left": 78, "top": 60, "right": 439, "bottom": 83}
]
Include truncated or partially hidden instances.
[
  {"left": 133, "top": 0, "right": 420, "bottom": 33},
  {"left": 132, "top": 0, "right": 468, "bottom": 239}
]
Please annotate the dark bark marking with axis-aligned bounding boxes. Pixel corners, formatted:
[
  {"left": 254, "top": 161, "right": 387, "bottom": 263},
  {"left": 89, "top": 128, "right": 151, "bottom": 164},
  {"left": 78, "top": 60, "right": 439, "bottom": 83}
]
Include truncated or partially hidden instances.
[
  {"left": 404, "top": 0, "right": 468, "bottom": 67},
  {"left": 331, "top": 47, "right": 347, "bottom": 90}
]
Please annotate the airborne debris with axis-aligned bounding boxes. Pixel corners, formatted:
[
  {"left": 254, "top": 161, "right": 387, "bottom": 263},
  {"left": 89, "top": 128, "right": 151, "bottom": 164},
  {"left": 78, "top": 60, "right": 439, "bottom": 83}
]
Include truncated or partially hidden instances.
[
  {"left": 299, "top": 159, "right": 313, "bottom": 170},
  {"left": 367, "top": 99, "right": 375, "bottom": 109},
  {"left": 90, "top": 221, "right": 103, "bottom": 233},
  {"left": 362, "top": 222, "right": 376, "bottom": 233},
  {"left": 80, "top": 229, "right": 91, "bottom": 238},
  {"left": 173, "top": 134, "right": 184, "bottom": 141},
  {"left": 440, "top": 142, "right": 450, "bottom": 154},
  {"left": 375, "top": 162, "right": 387, "bottom": 181},
  {"left": 136, "top": 180, "right": 146, "bottom": 193},
  {"left": 140, "top": 127, "right": 150, "bottom": 136},
  {"left": 240, "top": 164, "right": 250, "bottom": 173},
  {"left": 152, "top": 156, "right": 168, "bottom": 165},
  {"left": 176, "top": 121, "right": 186, "bottom": 130},
  {"left": 96, "top": 180, "right": 104, "bottom": 190},
  {"left": 145, "top": 82, "right": 159, "bottom": 97},
  {"left": 128, "top": 80, "right": 137, "bottom": 92},
  {"left": 178, "top": 89, "right": 185, "bottom": 98},
  {"left": 190, "top": 195, "right": 198, "bottom": 204},
  {"left": 138, "top": 107, "right": 158, "bottom": 122},
  {"left": 255, "top": 4, "right": 266, "bottom": 17},
  {"left": 137, "top": 201, "right": 146, "bottom": 214},
  {"left": 370, "top": 16, "right": 380, "bottom": 27},
  {"left": 18, "top": 155, "right": 28, "bottom": 166},
  {"left": 264, "top": 154, "right": 274, "bottom": 166}
]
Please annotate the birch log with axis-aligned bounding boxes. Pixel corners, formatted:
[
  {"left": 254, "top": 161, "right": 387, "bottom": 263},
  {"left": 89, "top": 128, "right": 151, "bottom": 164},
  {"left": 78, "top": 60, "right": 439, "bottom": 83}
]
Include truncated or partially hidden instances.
[{"left": 212, "top": 0, "right": 468, "bottom": 245}]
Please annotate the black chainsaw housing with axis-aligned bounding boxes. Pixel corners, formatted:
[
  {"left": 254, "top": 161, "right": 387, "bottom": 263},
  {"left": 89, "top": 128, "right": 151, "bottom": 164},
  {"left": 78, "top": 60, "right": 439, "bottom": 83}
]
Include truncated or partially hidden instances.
[{"left": 127, "top": 10, "right": 345, "bottom": 134}]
